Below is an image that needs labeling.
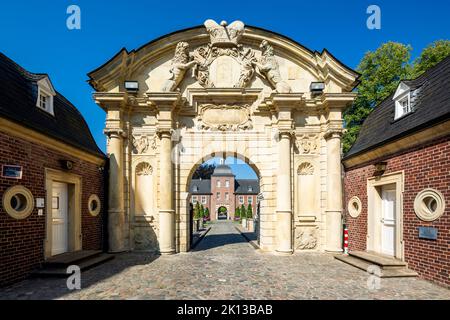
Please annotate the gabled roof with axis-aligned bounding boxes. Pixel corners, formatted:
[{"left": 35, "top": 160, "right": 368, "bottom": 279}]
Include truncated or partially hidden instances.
[
  {"left": 0, "top": 53, "right": 104, "bottom": 158},
  {"left": 344, "top": 55, "right": 450, "bottom": 161}
]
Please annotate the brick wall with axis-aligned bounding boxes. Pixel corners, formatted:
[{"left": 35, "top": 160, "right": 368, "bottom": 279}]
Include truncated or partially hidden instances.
[
  {"left": 211, "top": 176, "right": 235, "bottom": 220},
  {"left": 0, "top": 130, "right": 105, "bottom": 286},
  {"left": 344, "top": 136, "right": 450, "bottom": 287}
]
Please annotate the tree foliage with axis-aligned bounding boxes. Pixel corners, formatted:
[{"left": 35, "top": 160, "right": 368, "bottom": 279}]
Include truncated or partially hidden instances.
[
  {"left": 247, "top": 204, "right": 253, "bottom": 219},
  {"left": 412, "top": 40, "right": 450, "bottom": 77},
  {"left": 192, "top": 163, "right": 216, "bottom": 180},
  {"left": 343, "top": 40, "right": 450, "bottom": 154},
  {"left": 240, "top": 204, "right": 246, "bottom": 219},
  {"left": 235, "top": 207, "right": 241, "bottom": 219},
  {"left": 343, "top": 42, "right": 412, "bottom": 153}
]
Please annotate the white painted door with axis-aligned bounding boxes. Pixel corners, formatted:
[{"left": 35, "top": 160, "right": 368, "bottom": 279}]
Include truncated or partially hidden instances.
[
  {"left": 52, "top": 182, "right": 69, "bottom": 256},
  {"left": 381, "top": 188, "right": 396, "bottom": 256}
]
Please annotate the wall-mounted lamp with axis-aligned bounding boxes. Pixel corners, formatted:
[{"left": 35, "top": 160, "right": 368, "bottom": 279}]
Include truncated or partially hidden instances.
[
  {"left": 98, "top": 166, "right": 105, "bottom": 173},
  {"left": 124, "top": 81, "right": 139, "bottom": 92},
  {"left": 310, "top": 82, "right": 325, "bottom": 94},
  {"left": 60, "top": 160, "right": 74, "bottom": 171},
  {"left": 374, "top": 161, "right": 387, "bottom": 176}
]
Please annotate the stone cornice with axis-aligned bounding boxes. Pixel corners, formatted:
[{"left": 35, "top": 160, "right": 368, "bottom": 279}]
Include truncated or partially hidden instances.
[
  {"left": 185, "top": 88, "right": 262, "bottom": 110},
  {"left": 321, "top": 92, "right": 357, "bottom": 111},
  {"left": 93, "top": 92, "right": 128, "bottom": 111}
]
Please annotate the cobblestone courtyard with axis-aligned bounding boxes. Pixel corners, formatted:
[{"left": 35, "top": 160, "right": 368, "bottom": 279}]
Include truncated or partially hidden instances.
[{"left": 1, "top": 221, "right": 449, "bottom": 300}]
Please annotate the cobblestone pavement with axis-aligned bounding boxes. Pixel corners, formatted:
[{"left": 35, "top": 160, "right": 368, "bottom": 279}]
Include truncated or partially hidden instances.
[{"left": 1, "top": 221, "right": 449, "bottom": 300}]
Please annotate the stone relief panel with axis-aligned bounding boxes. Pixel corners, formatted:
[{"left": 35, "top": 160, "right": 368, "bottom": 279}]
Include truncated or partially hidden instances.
[
  {"left": 295, "top": 134, "right": 319, "bottom": 155},
  {"left": 295, "top": 226, "right": 319, "bottom": 250},
  {"left": 133, "top": 225, "right": 159, "bottom": 251},
  {"left": 197, "top": 104, "right": 253, "bottom": 131},
  {"left": 132, "top": 135, "right": 157, "bottom": 154}
]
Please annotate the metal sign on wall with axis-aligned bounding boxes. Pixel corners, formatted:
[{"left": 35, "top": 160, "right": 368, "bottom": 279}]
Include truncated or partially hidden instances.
[
  {"left": 418, "top": 227, "right": 438, "bottom": 240},
  {"left": 1, "top": 165, "right": 23, "bottom": 179}
]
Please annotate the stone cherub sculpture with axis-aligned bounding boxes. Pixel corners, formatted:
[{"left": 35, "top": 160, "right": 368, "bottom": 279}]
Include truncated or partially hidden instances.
[
  {"left": 161, "top": 42, "right": 197, "bottom": 92},
  {"left": 252, "top": 40, "right": 292, "bottom": 93}
]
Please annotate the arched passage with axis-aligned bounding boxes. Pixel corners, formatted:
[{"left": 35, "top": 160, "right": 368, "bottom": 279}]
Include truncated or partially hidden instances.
[{"left": 183, "top": 155, "right": 262, "bottom": 250}]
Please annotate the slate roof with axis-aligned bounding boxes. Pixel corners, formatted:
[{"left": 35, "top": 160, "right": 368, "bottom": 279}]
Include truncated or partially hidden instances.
[
  {"left": 189, "top": 179, "right": 212, "bottom": 194},
  {"left": 344, "top": 55, "right": 450, "bottom": 160},
  {"left": 235, "top": 179, "right": 260, "bottom": 195},
  {"left": 189, "top": 178, "right": 259, "bottom": 195},
  {"left": 211, "top": 164, "right": 235, "bottom": 176},
  {"left": 0, "top": 53, "right": 104, "bottom": 158}
]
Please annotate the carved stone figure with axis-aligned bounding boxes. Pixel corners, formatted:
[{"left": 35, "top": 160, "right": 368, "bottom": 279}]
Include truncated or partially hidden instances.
[
  {"left": 133, "top": 135, "right": 149, "bottom": 154},
  {"left": 236, "top": 48, "right": 257, "bottom": 88},
  {"left": 253, "top": 40, "right": 292, "bottom": 93},
  {"left": 161, "top": 42, "right": 197, "bottom": 92},
  {"left": 296, "top": 228, "right": 317, "bottom": 250}
]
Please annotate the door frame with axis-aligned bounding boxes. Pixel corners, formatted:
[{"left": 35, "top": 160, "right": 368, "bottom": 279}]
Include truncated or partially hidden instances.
[
  {"left": 45, "top": 168, "right": 82, "bottom": 258},
  {"left": 367, "top": 171, "right": 404, "bottom": 260}
]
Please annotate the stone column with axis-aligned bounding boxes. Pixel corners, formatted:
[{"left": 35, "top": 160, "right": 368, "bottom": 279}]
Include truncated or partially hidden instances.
[
  {"left": 158, "top": 129, "right": 175, "bottom": 255},
  {"left": 276, "top": 130, "right": 293, "bottom": 254},
  {"left": 104, "top": 128, "right": 126, "bottom": 253},
  {"left": 325, "top": 131, "right": 343, "bottom": 252}
]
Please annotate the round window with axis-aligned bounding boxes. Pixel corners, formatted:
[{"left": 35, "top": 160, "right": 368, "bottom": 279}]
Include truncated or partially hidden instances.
[
  {"left": 414, "top": 189, "right": 445, "bottom": 221},
  {"left": 2, "top": 186, "right": 34, "bottom": 220},
  {"left": 88, "top": 194, "right": 101, "bottom": 217},
  {"left": 348, "top": 196, "right": 362, "bottom": 218}
]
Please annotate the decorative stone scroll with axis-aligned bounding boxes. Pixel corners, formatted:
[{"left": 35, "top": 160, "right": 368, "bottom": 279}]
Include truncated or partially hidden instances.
[
  {"left": 197, "top": 104, "right": 253, "bottom": 131},
  {"left": 191, "top": 19, "right": 257, "bottom": 88}
]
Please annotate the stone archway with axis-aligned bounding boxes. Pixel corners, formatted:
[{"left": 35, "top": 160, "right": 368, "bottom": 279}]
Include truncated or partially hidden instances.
[
  {"left": 89, "top": 19, "right": 359, "bottom": 255},
  {"left": 217, "top": 206, "right": 228, "bottom": 220}
]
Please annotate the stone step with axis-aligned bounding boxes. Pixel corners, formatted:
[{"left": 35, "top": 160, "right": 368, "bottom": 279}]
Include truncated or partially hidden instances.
[
  {"left": 349, "top": 251, "right": 408, "bottom": 268},
  {"left": 335, "top": 253, "right": 418, "bottom": 278},
  {"left": 32, "top": 253, "right": 114, "bottom": 278},
  {"left": 44, "top": 250, "right": 103, "bottom": 267}
]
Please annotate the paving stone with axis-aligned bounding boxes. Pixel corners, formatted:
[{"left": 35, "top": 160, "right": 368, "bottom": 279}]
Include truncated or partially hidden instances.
[{"left": 0, "top": 221, "right": 449, "bottom": 300}]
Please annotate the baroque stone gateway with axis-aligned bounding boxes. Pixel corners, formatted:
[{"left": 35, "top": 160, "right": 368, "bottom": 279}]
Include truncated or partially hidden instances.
[{"left": 88, "top": 19, "right": 359, "bottom": 254}]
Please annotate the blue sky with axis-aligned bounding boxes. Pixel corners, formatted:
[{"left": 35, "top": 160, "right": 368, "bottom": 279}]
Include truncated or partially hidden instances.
[{"left": 1, "top": 1, "right": 449, "bottom": 178}]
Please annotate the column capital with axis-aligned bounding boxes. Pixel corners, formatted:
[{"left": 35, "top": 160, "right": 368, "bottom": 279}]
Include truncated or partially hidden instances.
[
  {"left": 104, "top": 128, "right": 127, "bottom": 139},
  {"left": 156, "top": 128, "right": 174, "bottom": 139},
  {"left": 146, "top": 92, "right": 183, "bottom": 110},
  {"left": 324, "top": 130, "right": 343, "bottom": 140},
  {"left": 278, "top": 129, "right": 296, "bottom": 139}
]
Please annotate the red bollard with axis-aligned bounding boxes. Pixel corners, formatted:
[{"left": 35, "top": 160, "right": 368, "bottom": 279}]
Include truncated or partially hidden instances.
[{"left": 344, "top": 227, "right": 349, "bottom": 255}]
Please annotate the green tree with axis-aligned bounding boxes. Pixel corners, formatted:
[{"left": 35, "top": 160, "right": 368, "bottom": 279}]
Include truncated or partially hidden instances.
[
  {"left": 205, "top": 208, "right": 210, "bottom": 220},
  {"left": 235, "top": 207, "right": 241, "bottom": 220},
  {"left": 241, "top": 204, "right": 246, "bottom": 219},
  {"left": 247, "top": 204, "right": 253, "bottom": 219},
  {"left": 412, "top": 40, "right": 450, "bottom": 77},
  {"left": 200, "top": 204, "right": 205, "bottom": 219},
  {"left": 194, "top": 202, "right": 200, "bottom": 220},
  {"left": 192, "top": 163, "right": 216, "bottom": 179},
  {"left": 343, "top": 42, "right": 412, "bottom": 153}
]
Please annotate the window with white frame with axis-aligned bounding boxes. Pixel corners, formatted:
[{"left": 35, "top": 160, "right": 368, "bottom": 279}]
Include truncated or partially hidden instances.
[
  {"left": 248, "top": 196, "right": 253, "bottom": 204},
  {"left": 192, "top": 196, "right": 198, "bottom": 204},
  {"left": 201, "top": 196, "right": 207, "bottom": 204},
  {"left": 216, "top": 192, "right": 220, "bottom": 200},
  {"left": 217, "top": 180, "right": 221, "bottom": 188},
  {"left": 36, "top": 78, "right": 56, "bottom": 116},
  {"left": 225, "top": 180, "right": 230, "bottom": 188},
  {"left": 225, "top": 192, "right": 229, "bottom": 201},
  {"left": 393, "top": 82, "right": 412, "bottom": 120},
  {"left": 239, "top": 196, "right": 244, "bottom": 204}
]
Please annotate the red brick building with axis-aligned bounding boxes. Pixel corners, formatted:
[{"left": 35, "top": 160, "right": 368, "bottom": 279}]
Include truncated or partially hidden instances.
[
  {"left": 0, "top": 54, "right": 106, "bottom": 286},
  {"left": 342, "top": 56, "right": 450, "bottom": 287},
  {"left": 189, "top": 164, "right": 259, "bottom": 220}
]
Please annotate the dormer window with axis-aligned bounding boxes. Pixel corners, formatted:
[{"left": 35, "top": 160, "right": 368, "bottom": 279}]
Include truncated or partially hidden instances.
[
  {"left": 393, "top": 82, "right": 412, "bottom": 120},
  {"left": 248, "top": 186, "right": 253, "bottom": 192},
  {"left": 193, "top": 186, "right": 199, "bottom": 192},
  {"left": 36, "top": 77, "right": 56, "bottom": 116}
]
